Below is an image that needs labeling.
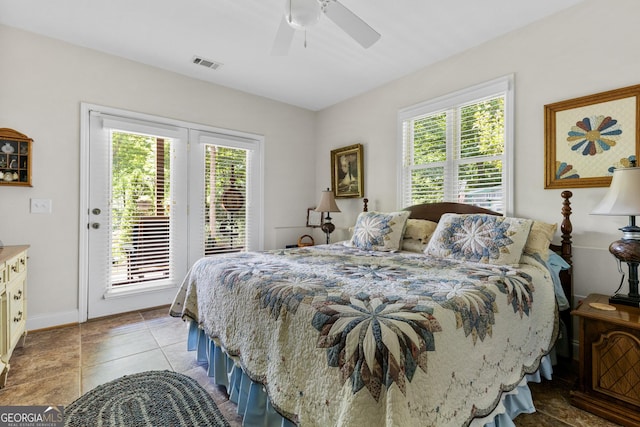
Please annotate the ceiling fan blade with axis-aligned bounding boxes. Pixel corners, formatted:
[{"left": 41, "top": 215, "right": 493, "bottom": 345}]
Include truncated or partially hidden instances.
[
  {"left": 323, "top": 1, "right": 380, "bottom": 48},
  {"left": 271, "top": 15, "right": 296, "bottom": 56}
]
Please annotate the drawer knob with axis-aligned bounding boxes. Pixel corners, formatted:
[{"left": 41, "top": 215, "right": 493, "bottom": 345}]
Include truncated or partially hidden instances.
[
  {"left": 13, "top": 311, "right": 22, "bottom": 322},
  {"left": 13, "top": 290, "right": 22, "bottom": 300},
  {"left": 11, "top": 265, "right": 16, "bottom": 272}
]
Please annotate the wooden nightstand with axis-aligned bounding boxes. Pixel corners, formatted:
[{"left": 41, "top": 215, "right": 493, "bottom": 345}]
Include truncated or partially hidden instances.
[{"left": 570, "top": 293, "right": 640, "bottom": 426}]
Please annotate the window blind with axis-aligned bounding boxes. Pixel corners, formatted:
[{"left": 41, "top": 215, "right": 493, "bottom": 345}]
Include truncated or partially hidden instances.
[
  {"left": 203, "top": 144, "right": 249, "bottom": 255},
  {"left": 109, "top": 130, "right": 174, "bottom": 286},
  {"left": 190, "top": 129, "right": 262, "bottom": 258},
  {"left": 399, "top": 76, "right": 513, "bottom": 214}
]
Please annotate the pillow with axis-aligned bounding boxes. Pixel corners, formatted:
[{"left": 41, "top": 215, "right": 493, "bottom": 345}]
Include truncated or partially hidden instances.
[
  {"left": 403, "top": 219, "right": 438, "bottom": 242},
  {"left": 524, "top": 221, "right": 557, "bottom": 260},
  {"left": 350, "top": 211, "right": 410, "bottom": 251},
  {"left": 425, "top": 213, "right": 533, "bottom": 265},
  {"left": 401, "top": 238, "right": 428, "bottom": 253}
]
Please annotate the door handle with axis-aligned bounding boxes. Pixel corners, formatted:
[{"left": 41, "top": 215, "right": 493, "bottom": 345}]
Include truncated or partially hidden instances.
[
  {"left": 92, "top": 208, "right": 101, "bottom": 215},
  {"left": 91, "top": 223, "right": 100, "bottom": 229}
]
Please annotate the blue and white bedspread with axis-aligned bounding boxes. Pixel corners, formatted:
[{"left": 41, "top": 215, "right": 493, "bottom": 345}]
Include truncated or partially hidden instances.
[{"left": 170, "top": 244, "right": 559, "bottom": 427}]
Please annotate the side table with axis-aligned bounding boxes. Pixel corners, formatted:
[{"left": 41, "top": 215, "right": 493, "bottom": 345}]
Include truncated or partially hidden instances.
[{"left": 570, "top": 293, "right": 640, "bottom": 426}]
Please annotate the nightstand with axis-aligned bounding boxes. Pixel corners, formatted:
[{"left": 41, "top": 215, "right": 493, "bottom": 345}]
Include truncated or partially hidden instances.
[{"left": 570, "top": 293, "right": 640, "bottom": 426}]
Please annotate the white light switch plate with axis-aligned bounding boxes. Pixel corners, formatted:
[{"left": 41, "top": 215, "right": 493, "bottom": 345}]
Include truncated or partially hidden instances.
[{"left": 30, "top": 198, "right": 52, "bottom": 214}]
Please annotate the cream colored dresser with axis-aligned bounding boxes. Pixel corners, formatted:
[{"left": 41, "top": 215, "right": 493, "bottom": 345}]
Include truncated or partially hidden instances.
[{"left": 0, "top": 245, "right": 28, "bottom": 387}]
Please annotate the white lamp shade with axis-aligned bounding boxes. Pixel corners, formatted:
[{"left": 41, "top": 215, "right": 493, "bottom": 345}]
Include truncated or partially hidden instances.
[
  {"left": 285, "top": 0, "right": 321, "bottom": 30},
  {"left": 592, "top": 167, "right": 640, "bottom": 216},
  {"left": 315, "top": 189, "right": 341, "bottom": 213}
]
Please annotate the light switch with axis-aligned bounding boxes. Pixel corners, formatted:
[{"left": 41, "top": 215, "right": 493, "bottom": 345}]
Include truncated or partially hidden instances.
[{"left": 30, "top": 198, "right": 52, "bottom": 214}]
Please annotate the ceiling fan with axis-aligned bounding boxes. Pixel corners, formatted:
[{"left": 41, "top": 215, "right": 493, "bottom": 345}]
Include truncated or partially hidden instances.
[{"left": 271, "top": 0, "right": 381, "bottom": 55}]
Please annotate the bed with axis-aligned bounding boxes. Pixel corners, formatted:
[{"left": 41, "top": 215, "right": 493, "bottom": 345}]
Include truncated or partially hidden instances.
[{"left": 170, "top": 191, "right": 573, "bottom": 427}]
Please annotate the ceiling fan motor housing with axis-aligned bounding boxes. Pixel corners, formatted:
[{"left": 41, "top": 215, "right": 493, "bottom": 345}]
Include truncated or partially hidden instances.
[{"left": 285, "top": 0, "right": 321, "bottom": 29}]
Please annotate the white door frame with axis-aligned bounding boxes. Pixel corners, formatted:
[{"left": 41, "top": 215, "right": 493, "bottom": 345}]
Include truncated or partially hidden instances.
[{"left": 79, "top": 103, "right": 265, "bottom": 322}]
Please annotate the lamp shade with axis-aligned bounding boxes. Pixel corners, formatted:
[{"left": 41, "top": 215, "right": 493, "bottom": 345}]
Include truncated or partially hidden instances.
[
  {"left": 592, "top": 167, "right": 640, "bottom": 216},
  {"left": 315, "top": 189, "right": 341, "bottom": 213}
]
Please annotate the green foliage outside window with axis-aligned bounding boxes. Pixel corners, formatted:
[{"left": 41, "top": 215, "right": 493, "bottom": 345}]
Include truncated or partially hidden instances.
[{"left": 407, "top": 97, "right": 504, "bottom": 208}]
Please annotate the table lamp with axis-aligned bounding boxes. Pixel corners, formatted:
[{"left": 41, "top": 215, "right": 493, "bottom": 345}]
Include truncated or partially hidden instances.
[
  {"left": 315, "top": 188, "right": 340, "bottom": 244},
  {"left": 591, "top": 165, "right": 640, "bottom": 307}
]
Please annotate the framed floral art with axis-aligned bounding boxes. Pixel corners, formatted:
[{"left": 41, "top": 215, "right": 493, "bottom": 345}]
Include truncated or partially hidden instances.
[{"left": 544, "top": 84, "right": 640, "bottom": 189}]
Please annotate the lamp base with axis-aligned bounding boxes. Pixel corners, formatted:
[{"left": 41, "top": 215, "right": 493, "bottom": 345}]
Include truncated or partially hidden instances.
[{"left": 609, "top": 293, "right": 640, "bottom": 307}]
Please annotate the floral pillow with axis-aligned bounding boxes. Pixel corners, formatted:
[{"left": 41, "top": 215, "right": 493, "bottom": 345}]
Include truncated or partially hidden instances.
[
  {"left": 350, "top": 211, "right": 411, "bottom": 251},
  {"left": 425, "top": 213, "right": 533, "bottom": 265}
]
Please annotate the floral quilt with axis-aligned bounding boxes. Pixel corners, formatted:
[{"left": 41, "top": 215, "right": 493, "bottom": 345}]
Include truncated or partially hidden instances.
[{"left": 170, "top": 244, "right": 558, "bottom": 426}]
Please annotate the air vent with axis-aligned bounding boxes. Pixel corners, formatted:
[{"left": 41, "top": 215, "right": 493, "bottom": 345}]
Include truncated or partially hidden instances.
[{"left": 192, "top": 56, "right": 223, "bottom": 70}]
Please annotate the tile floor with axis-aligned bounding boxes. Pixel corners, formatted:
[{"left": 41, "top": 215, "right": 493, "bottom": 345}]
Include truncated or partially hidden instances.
[{"left": 0, "top": 306, "right": 620, "bottom": 427}]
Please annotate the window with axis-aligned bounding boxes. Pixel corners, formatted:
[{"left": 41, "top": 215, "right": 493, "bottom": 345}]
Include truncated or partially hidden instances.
[
  {"left": 110, "top": 131, "right": 173, "bottom": 286},
  {"left": 188, "top": 130, "right": 263, "bottom": 261},
  {"left": 203, "top": 144, "right": 249, "bottom": 255},
  {"left": 398, "top": 76, "right": 514, "bottom": 214}
]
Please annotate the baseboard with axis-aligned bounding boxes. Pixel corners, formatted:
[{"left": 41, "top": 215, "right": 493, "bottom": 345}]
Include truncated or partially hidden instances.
[{"left": 26, "top": 309, "right": 80, "bottom": 332}]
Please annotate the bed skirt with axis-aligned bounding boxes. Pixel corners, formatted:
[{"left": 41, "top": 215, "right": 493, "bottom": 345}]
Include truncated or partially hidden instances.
[{"left": 187, "top": 321, "right": 553, "bottom": 427}]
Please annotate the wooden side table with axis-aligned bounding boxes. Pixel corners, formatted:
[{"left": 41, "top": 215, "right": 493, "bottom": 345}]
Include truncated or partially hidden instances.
[{"left": 570, "top": 293, "right": 640, "bottom": 426}]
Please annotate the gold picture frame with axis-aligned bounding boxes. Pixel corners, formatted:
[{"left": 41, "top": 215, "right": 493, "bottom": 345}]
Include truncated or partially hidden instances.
[
  {"left": 331, "top": 144, "right": 364, "bottom": 198},
  {"left": 544, "top": 84, "right": 640, "bottom": 189}
]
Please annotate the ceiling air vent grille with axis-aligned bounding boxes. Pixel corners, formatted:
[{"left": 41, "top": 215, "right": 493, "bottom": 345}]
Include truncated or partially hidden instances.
[{"left": 192, "top": 56, "right": 223, "bottom": 70}]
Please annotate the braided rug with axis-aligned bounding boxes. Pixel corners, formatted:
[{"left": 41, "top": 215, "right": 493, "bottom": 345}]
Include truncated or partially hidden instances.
[{"left": 64, "top": 370, "right": 230, "bottom": 427}]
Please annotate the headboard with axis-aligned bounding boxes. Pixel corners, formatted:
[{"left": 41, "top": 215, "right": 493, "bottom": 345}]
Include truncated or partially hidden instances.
[{"left": 364, "top": 192, "right": 573, "bottom": 268}]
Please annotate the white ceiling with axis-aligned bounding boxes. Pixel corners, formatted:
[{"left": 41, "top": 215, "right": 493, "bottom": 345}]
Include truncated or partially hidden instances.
[{"left": 0, "top": 0, "right": 584, "bottom": 111}]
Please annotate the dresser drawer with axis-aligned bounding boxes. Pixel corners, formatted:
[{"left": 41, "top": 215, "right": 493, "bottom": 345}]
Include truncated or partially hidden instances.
[
  {"left": 7, "top": 274, "right": 25, "bottom": 349},
  {"left": 5, "top": 252, "right": 26, "bottom": 282}
]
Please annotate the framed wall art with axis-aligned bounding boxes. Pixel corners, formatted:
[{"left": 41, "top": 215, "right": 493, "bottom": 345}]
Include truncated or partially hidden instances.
[
  {"left": 331, "top": 143, "right": 364, "bottom": 198},
  {"left": 306, "top": 208, "right": 322, "bottom": 228},
  {"left": 544, "top": 84, "right": 640, "bottom": 189}
]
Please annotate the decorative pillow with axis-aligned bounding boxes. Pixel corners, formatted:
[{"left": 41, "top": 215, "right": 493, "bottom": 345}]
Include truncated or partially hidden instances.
[
  {"left": 403, "top": 219, "right": 438, "bottom": 242},
  {"left": 350, "top": 211, "right": 410, "bottom": 251},
  {"left": 524, "top": 221, "right": 557, "bottom": 260},
  {"left": 401, "top": 238, "right": 428, "bottom": 253},
  {"left": 425, "top": 213, "right": 533, "bottom": 265}
]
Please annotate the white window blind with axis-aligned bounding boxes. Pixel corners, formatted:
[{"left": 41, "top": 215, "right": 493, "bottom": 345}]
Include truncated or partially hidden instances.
[
  {"left": 398, "top": 76, "right": 514, "bottom": 214},
  {"left": 203, "top": 144, "right": 249, "bottom": 255},
  {"left": 189, "top": 131, "right": 262, "bottom": 259},
  {"left": 109, "top": 130, "right": 175, "bottom": 286}
]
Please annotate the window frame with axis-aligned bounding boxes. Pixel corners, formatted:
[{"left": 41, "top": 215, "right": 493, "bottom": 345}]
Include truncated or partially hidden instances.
[{"left": 397, "top": 75, "right": 514, "bottom": 215}]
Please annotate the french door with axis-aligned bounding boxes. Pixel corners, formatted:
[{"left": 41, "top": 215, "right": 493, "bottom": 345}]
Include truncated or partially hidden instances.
[
  {"left": 85, "top": 111, "right": 189, "bottom": 319},
  {"left": 80, "top": 104, "right": 263, "bottom": 320}
]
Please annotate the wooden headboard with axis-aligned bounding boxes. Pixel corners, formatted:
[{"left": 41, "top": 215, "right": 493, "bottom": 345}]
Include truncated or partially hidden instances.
[
  {"left": 363, "top": 191, "right": 574, "bottom": 356},
  {"left": 363, "top": 192, "right": 573, "bottom": 269}
]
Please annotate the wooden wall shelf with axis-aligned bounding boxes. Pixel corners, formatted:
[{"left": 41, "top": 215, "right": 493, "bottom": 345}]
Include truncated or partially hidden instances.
[{"left": 0, "top": 128, "right": 32, "bottom": 187}]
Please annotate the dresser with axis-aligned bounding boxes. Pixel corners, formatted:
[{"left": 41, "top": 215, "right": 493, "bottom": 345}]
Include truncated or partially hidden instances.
[
  {"left": 0, "top": 245, "right": 28, "bottom": 387},
  {"left": 570, "top": 293, "right": 640, "bottom": 427}
]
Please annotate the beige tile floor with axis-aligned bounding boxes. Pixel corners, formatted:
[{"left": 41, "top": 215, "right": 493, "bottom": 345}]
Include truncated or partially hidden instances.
[{"left": 0, "top": 306, "right": 620, "bottom": 426}]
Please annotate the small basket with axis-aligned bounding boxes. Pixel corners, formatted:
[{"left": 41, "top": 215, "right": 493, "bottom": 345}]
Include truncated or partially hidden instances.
[{"left": 297, "top": 234, "right": 315, "bottom": 247}]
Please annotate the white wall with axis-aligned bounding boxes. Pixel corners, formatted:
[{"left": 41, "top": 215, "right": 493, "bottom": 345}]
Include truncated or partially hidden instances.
[
  {"left": 0, "top": 24, "right": 317, "bottom": 329},
  {"left": 315, "top": 0, "right": 640, "bottom": 305}
]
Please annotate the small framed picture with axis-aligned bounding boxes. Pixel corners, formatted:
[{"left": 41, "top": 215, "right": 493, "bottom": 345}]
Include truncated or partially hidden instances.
[
  {"left": 331, "top": 143, "right": 364, "bottom": 198},
  {"left": 306, "top": 208, "right": 322, "bottom": 228}
]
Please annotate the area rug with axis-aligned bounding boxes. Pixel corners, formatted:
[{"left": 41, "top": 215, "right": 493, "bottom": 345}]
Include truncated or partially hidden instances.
[{"left": 64, "top": 370, "right": 230, "bottom": 427}]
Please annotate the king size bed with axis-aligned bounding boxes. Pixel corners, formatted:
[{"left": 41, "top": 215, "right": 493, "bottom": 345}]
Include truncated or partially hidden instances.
[{"left": 170, "top": 192, "right": 573, "bottom": 426}]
